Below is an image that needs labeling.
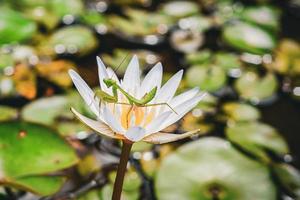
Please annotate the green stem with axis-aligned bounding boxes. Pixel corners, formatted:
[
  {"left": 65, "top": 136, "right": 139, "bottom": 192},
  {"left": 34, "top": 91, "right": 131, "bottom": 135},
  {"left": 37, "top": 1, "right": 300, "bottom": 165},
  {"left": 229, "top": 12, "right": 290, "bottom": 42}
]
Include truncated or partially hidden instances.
[{"left": 112, "top": 141, "right": 133, "bottom": 200}]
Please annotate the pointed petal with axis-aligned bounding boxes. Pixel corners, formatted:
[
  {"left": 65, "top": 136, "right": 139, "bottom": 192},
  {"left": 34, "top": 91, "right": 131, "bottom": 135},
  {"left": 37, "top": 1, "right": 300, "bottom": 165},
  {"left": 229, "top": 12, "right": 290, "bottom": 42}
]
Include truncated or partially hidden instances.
[
  {"left": 122, "top": 55, "right": 140, "bottom": 94},
  {"left": 68, "top": 70, "right": 99, "bottom": 117},
  {"left": 97, "top": 56, "right": 109, "bottom": 91},
  {"left": 102, "top": 107, "right": 125, "bottom": 134},
  {"left": 124, "top": 126, "right": 146, "bottom": 142},
  {"left": 169, "top": 87, "right": 199, "bottom": 108},
  {"left": 143, "top": 129, "right": 201, "bottom": 144},
  {"left": 155, "top": 70, "right": 183, "bottom": 104},
  {"left": 106, "top": 67, "right": 120, "bottom": 84},
  {"left": 160, "top": 92, "right": 206, "bottom": 130},
  {"left": 145, "top": 111, "right": 173, "bottom": 135},
  {"left": 140, "top": 62, "right": 163, "bottom": 97},
  {"left": 71, "top": 108, "right": 122, "bottom": 139}
]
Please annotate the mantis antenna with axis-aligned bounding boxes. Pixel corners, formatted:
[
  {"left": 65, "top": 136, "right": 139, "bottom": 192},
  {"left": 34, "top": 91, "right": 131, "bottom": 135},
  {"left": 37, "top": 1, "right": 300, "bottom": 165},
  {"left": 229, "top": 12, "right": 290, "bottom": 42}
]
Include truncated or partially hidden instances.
[{"left": 110, "top": 53, "right": 130, "bottom": 78}]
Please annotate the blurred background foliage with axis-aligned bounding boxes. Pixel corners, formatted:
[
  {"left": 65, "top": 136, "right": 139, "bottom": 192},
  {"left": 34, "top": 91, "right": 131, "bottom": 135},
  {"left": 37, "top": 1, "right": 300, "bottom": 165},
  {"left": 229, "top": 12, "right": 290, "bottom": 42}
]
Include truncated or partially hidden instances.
[{"left": 0, "top": 0, "right": 300, "bottom": 199}]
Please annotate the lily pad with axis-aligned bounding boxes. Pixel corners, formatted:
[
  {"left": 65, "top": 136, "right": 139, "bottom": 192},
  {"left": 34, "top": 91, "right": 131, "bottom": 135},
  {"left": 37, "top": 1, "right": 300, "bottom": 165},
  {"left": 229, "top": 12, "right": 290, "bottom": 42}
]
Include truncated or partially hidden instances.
[
  {"left": 41, "top": 25, "right": 98, "bottom": 56},
  {"left": 156, "top": 137, "right": 276, "bottom": 200},
  {"left": 108, "top": 8, "right": 172, "bottom": 38},
  {"left": 100, "top": 170, "right": 141, "bottom": 200},
  {"left": 214, "top": 52, "right": 241, "bottom": 71},
  {"left": 21, "top": 96, "right": 71, "bottom": 125},
  {"left": 241, "top": 6, "right": 280, "bottom": 30},
  {"left": 161, "top": 1, "right": 199, "bottom": 19},
  {"left": 271, "top": 39, "right": 300, "bottom": 75},
  {"left": 185, "top": 50, "right": 212, "bottom": 65},
  {"left": 0, "top": 121, "right": 78, "bottom": 195},
  {"left": 226, "top": 122, "right": 289, "bottom": 162},
  {"left": 0, "top": 106, "right": 18, "bottom": 121},
  {"left": 273, "top": 163, "right": 300, "bottom": 197},
  {"left": 0, "top": 8, "right": 37, "bottom": 45},
  {"left": 186, "top": 65, "right": 227, "bottom": 92},
  {"left": 234, "top": 71, "right": 278, "bottom": 103},
  {"left": 222, "top": 102, "right": 261, "bottom": 122},
  {"left": 223, "top": 21, "right": 276, "bottom": 54}
]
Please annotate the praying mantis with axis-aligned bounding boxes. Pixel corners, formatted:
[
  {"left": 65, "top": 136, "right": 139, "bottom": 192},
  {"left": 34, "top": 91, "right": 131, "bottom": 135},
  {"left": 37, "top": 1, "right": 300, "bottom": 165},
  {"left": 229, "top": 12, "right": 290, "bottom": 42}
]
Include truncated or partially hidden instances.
[{"left": 94, "top": 78, "right": 177, "bottom": 114}]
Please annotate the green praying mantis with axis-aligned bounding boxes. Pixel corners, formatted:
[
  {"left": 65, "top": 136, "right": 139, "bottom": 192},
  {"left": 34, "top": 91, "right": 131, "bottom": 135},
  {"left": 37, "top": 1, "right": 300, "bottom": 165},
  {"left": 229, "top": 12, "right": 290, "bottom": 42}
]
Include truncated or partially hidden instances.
[
  {"left": 94, "top": 78, "right": 177, "bottom": 114},
  {"left": 92, "top": 55, "right": 177, "bottom": 128}
]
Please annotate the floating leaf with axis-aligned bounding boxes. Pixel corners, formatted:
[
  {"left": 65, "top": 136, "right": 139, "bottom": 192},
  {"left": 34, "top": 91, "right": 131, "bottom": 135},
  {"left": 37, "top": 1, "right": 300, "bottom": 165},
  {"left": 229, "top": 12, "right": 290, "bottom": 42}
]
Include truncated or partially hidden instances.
[
  {"left": 101, "top": 170, "right": 141, "bottom": 200},
  {"left": 186, "top": 65, "right": 227, "bottom": 92},
  {"left": 270, "top": 39, "right": 300, "bottom": 75},
  {"left": 223, "top": 21, "right": 276, "bottom": 54},
  {"left": 156, "top": 137, "right": 276, "bottom": 200},
  {"left": 35, "top": 60, "right": 76, "bottom": 88},
  {"left": 0, "top": 8, "right": 37, "bottom": 45},
  {"left": 0, "top": 121, "right": 78, "bottom": 195},
  {"left": 241, "top": 6, "right": 280, "bottom": 30},
  {"left": 273, "top": 163, "right": 300, "bottom": 197},
  {"left": 161, "top": 1, "right": 199, "bottom": 18},
  {"left": 222, "top": 102, "right": 261, "bottom": 122},
  {"left": 12, "top": 64, "right": 37, "bottom": 99},
  {"left": 235, "top": 71, "right": 278, "bottom": 103},
  {"left": 21, "top": 96, "right": 70, "bottom": 125},
  {"left": 41, "top": 25, "right": 98, "bottom": 56},
  {"left": 0, "top": 106, "right": 18, "bottom": 121},
  {"left": 226, "top": 122, "right": 289, "bottom": 161}
]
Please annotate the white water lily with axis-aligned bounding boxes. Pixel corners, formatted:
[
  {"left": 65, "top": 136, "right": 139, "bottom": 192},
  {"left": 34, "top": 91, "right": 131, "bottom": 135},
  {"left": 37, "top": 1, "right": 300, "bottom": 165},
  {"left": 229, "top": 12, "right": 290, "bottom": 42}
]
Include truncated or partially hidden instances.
[{"left": 69, "top": 55, "right": 205, "bottom": 143}]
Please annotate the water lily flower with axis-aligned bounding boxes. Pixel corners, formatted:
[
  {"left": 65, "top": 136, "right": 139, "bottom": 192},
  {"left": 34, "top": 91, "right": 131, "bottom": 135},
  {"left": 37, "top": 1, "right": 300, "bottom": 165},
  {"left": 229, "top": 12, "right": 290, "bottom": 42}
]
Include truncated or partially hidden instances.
[{"left": 69, "top": 55, "right": 205, "bottom": 144}]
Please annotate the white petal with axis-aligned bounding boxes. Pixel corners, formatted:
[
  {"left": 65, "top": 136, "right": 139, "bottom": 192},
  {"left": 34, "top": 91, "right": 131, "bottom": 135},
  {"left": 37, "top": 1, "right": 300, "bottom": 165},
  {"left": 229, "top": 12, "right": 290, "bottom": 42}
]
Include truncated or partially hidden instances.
[
  {"left": 145, "top": 111, "right": 173, "bottom": 135},
  {"left": 71, "top": 108, "right": 120, "bottom": 139},
  {"left": 155, "top": 70, "right": 183, "bottom": 104},
  {"left": 160, "top": 92, "right": 206, "bottom": 130},
  {"left": 124, "top": 126, "right": 146, "bottom": 142},
  {"left": 122, "top": 55, "right": 140, "bottom": 95},
  {"left": 140, "top": 62, "right": 162, "bottom": 97},
  {"left": 143, "top": 129, "right": 200, "bottom": 144},
  {"left": 97, "top": 56, "right": 109, "bottom": 91},
  {"left": 106, "top": 67, "right": 120, "bottom": 84},
  {"left": 102, "top": 107, "right": 125, "bottom": 134},
  {"left": 68, "top": 70, "right": 99, "bottom": 117},
  {"left": 169, "top": 87, "right": 199, "bottom": 108}
]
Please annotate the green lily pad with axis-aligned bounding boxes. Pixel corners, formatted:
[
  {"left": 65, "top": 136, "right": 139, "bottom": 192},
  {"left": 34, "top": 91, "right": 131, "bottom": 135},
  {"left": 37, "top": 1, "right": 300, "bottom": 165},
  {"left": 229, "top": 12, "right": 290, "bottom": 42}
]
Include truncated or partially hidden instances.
[
  {"left": 156, "top": 137, "right": 276, "bottom": 200},
  {"left": 50, "top": 0, "right": 84, "bottom": 17},
  {"left": 41, "top": 25, "right": 98, "bottom": 56},
  {"left": 108, "top": 8, "right": 172, "bottom": 37},
  {"left": 101, "top": 170, "right": 141, "bottom": 200},
  {"left": 13, "top": 175, "right": 65, "bottom": 195},
  {"left": 273, "top": 163, "right": 300, "bottom": 197},
  {"left": 186, "top": 65, "right": 227, "bottom": 92},
  {"left": 226, "top": 122, "right": 289, "bottom": 162},
  {"left": 21, "top": 93, "right": 91, "bottom": 126},
  {"left": 222, "top": 102, "right": 260, "bottom": 122},
  {"left": 21, "top": 96, "right": 70, "bottom": 125},
  {"left": 161, "top": 1, "right": 199, "bottom": 19},
  {"left": 0, "top": 8, "right": 37, "bottom": 45},
  {"left": 234, "top": 71, "right": 278, "bottom": 103},
  {"left": 0, "top": 121, "right": 78, "bottom": 195},
  {"left": 21, "top": 92, "right": 93, "bottom": 137},
  {"left": 185, "top": 50, "right": 212, "bottom": 65},
  {"left": 241, "top": 6, "right": 280, "bottom": 30},
  {"left": 223, "top": 21, "right": 276, "bottom": 55},
  {"left": 215, "top": 52, "right": 241, "bottom": 71},
  {"left": 0, "top": 106, "right": 18, "bottom": 121}
]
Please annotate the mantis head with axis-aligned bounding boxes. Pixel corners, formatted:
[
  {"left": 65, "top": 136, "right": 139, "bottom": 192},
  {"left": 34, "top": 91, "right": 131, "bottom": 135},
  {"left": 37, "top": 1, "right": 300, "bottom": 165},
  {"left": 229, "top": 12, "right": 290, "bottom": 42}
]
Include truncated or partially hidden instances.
[{"left": 103, "top": 78, "right": 116, "bottom": 88}]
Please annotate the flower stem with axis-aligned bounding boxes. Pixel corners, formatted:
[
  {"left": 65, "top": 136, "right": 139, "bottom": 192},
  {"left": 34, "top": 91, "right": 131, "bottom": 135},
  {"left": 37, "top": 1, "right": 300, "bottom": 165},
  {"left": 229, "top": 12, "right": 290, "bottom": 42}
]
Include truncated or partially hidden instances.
[{"left": 112, "top": 141, "right": 133, "bottom": 200}]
